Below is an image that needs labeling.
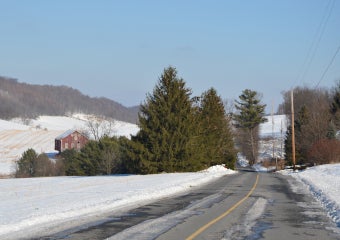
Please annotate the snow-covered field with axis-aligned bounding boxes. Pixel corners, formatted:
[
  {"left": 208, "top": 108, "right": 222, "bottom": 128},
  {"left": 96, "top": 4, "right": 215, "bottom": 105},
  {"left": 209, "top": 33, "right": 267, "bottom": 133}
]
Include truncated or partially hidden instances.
[
  {"left": 0, "top": 166, "right": 235, "bottom": 239},
  {"left": 260, "top": 114, "right": 287, "bottom": 138},
  {"left": 0, "top": 114, "right": 139, "bottom": 175},
  {"left": 259, "top": 114, "right": 287, "bottom": 160}
]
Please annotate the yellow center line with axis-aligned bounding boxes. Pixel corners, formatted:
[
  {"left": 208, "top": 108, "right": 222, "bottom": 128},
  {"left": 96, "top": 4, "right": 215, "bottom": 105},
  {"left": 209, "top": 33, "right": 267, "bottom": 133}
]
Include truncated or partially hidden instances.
[{"left": 186, "top": 174, "right": 259, "bottom": 240}]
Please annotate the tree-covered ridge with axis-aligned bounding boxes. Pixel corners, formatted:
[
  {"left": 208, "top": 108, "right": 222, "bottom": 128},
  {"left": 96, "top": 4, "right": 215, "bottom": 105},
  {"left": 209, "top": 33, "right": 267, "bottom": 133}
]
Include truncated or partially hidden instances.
[{"left": 0, "top": 76, "right": 138, "bottom": 123}]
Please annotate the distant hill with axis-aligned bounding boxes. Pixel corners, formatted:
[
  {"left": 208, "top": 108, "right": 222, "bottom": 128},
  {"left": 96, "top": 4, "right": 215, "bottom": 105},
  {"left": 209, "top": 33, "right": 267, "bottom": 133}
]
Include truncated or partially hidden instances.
[{"left": 0, "top": 76, "right": 139, "bottom": 123}]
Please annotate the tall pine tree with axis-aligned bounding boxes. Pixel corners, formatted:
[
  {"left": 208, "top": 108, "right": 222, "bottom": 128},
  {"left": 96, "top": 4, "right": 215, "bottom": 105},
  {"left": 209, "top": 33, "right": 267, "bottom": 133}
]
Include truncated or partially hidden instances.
[
  {"left": 131, "top": 67, "right": 196, "bottom": 173},
  {"left": 234, "top": 89, "right": 267, "bottom": 165},
  {"left": 199, "top": 88, "right": 236, "bottom": 169}
]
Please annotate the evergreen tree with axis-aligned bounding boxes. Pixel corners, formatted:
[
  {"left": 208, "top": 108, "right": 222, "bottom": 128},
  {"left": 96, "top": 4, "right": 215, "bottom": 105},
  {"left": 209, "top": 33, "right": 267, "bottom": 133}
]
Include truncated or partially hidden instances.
[
  {"left": 331, "top": 80, "right": 340, "bottom": 131},
  {"left": 62, "top": 149, "right": 85, "bottom": 176},
  {"left": 295, "top": 105, "right": 309, "bottom": 164},
  {"left": 284, "top": 125, "right": 304, "bottom": 165},
  {"left": 77, "top": 140, "right": 102, "bottom": 175},
  {"left": 199, "top": 88, "right": 236, "bottom": 168},
  {"left": 63, "top": 137, "right": 122, "bottom": 176},
  {"left": 284, "top": 125, "right": 293, "bottom": 164},
  {"left": 284, "top": 105, "right": 309, "bottom": 165},
  {"left": 233, "top": 89, "right": 267, "bottom": 165},
  {"left": 15, "top": 148, "right": 38, "bottom": 177},
  {"left": 119, "top": 136, "right": 151, "bottom": 174},
  {"left": 16, "top": 149, "right": 54, "bottom": 177},
  {"left": 130, "top": 66, "right": 196, "bottom": 173}
]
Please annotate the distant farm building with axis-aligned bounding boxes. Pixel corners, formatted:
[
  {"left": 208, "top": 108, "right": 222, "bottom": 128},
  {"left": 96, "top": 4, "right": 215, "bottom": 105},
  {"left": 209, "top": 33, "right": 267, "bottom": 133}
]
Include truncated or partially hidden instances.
[{"left": 55, "top": 130, "right": 88, "bottom": 153}]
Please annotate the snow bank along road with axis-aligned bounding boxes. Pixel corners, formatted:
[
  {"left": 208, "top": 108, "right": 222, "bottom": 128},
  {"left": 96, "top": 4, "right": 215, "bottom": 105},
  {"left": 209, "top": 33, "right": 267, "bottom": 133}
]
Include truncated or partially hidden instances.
[
  {"left": 0, "top": 166, "right": 233, "bottom": 239},
  {"left": 32, "top": 170, "right": 340, "bottom": 240}
]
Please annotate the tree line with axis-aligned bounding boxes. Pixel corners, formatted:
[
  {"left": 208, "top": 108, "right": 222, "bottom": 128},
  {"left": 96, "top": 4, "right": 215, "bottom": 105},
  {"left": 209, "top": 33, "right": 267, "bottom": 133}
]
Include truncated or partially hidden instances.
[
  {"left": 19, "top": 65, "right": 340, "bottom": 177},
  {"left": 16, "top": 67, "right": 247, "bottom": 176},
  {"left": 0, "top": 76, "right": 138, "bottom": 123}
]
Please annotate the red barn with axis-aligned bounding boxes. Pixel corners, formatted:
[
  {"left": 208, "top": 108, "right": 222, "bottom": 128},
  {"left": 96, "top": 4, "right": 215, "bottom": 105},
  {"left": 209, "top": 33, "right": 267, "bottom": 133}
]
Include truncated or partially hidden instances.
[{"left": 55, "top": 130, "right": 89, "bottom": 153}]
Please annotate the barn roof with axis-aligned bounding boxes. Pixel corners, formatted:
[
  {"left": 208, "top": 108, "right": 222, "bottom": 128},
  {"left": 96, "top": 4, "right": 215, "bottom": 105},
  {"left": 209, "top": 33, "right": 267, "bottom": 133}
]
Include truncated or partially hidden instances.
[{"left": 55, "top": 129, "right": 78, "bottom": 140}]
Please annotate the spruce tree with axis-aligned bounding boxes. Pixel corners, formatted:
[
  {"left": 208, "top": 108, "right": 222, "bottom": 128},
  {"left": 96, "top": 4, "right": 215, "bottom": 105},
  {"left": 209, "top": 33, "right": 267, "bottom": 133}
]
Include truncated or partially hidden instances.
[
  {"left": 62, "top": 149, "right": 85, "bottom": 176},
  {"left": 233, "top": 89, "right": 267, "bottom": 165},
  {"left": 284, "top": 105, "right": 309, "bottom": 165},
  {"left": 78, "top": 140, "right": 102, "bottom": 175},
  {"left": 331, "top": 80, "right": 340, "bottom": 131},
  {"left": 15, "top": 148, "right": 38, "bottom": 177},
  {"left": 199, "top": 88, "right": 236, "bottom": 168},
  {"left": 295, "top": 105, "right": 310, "bottom": 164},
  {"left": 119, "top": 136, "right": 151, "bottom": 174},
  {"left": 132, "top": 66, "right": 195, "bottom": 173}
]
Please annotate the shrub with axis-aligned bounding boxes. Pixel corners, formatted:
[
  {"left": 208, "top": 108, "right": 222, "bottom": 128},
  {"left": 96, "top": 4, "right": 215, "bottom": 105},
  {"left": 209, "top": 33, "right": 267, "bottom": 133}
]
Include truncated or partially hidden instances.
[
  {"left": 15, "top": 149, "right": 59, "bottom": 178},
  {"left": 15, "top": 149, "right": 38, "bottom": 178},
  {"left": 308, "top": 139, "right": 340, "bottom": 164}
]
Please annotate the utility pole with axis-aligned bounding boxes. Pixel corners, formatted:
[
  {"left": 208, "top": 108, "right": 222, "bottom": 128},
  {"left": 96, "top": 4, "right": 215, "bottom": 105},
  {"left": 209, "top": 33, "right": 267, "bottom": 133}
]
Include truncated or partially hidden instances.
[
  {"left": 272, "top": 101, "right": 278, "bottom": 170},
  {"left": 291, "top": 90, "right": 296, "bottom": 170},
  {"left": 272, "top": 101, "right": 275, "bottom": 159},
  {"left": 280, "top": 119, "right": 283, "bottom": 160}
]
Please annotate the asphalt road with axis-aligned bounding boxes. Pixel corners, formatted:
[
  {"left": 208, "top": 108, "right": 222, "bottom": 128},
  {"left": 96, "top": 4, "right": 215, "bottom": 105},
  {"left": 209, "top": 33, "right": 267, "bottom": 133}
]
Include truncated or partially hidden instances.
[
  {"left": 38, "top": 170, "right": 340, "bottom": 240},
  {"left": 157, "top": 170, "right": 340, "bottom": 240}
]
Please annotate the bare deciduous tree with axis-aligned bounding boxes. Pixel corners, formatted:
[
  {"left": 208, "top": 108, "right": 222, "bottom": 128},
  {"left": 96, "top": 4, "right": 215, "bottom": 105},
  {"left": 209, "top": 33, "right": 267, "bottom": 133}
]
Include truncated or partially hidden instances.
[
  {"left": 84, "top": 115, "right": 116, "bottom": 141},
  {"left": 282, "top": 86, "right": 334, "bottom": 164}
]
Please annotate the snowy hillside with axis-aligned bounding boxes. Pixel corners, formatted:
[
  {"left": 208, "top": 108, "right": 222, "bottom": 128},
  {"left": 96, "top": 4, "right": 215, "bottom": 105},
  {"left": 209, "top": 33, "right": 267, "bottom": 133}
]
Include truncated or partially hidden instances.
[
  {"left": 259, "top": 114, "right": 287, "bottom": 138},
  {"left": 259, "top": 114, "right": 287, "bottom": 160},
  {"left": 0, "top": 115, "right": 139, "bottom": 175}
]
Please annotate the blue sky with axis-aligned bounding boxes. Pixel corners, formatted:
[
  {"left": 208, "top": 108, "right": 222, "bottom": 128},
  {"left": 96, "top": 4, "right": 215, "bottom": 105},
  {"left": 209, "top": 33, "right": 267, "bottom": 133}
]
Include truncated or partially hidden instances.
[{"left": 1, "top": 1, "right": 339, "bottom": 111}]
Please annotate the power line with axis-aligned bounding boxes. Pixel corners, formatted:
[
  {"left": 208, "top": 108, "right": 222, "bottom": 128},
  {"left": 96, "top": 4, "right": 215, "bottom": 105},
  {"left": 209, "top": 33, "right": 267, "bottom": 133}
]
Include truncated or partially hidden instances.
[
  {"left": 294, "top": 0, "right": 335, "bottom": 87},
  {"left": 315, "top": 43, "right": 340, "bottom": 88}
]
